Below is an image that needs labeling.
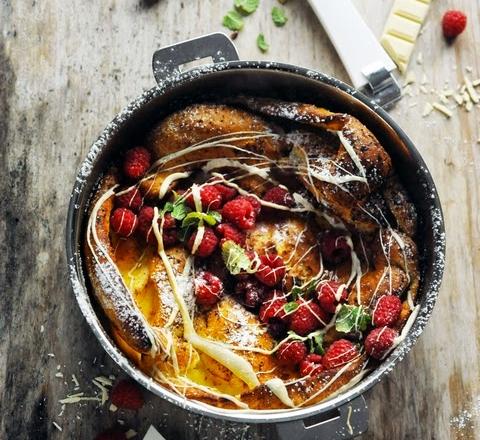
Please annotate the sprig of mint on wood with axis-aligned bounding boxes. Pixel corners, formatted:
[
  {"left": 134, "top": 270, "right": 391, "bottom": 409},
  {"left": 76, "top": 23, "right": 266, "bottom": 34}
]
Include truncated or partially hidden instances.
[{"left": 222, "top": 0, "right": 288, "bottom": 52}]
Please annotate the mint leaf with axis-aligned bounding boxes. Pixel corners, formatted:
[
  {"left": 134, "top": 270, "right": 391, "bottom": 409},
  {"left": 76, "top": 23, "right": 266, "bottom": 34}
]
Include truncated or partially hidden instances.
[
  {"left": 234, "top": 0, "right": 259, "bottom": 15},
  {"left": 162, "top": 197, "right": 189, "bottom": 221},
  {"left": 181, "top": 211, "right": 221, "bottom": 228},
  {"left": 308, "top": 333, "right": 324, "bottom": 355},
  {"left": 284, "top": 301, "right": 299, "bottom": 314},
  {"left": 171, "top": 202, "right": 189, "bottom": 220},
  {"left": 223, "top": 10, "right": 244, "bottom": 31},
  {"left": 290, "top": 286, "right": 302, "bottom": 301},
  {"left": 256, "top": 33, "right": 269, "bottom": 53},
  {"left": 162, "top": 201, "right": 174, "bottom": 214},
  {"left": 271, "top": 7, "right": 287, "bottom": 26},
  {"left": 289, "top": 278, "right": 318, "bottom": 300},
  {"left": 335, "top": 305, "right": 371, "bottom": 333},
  {"left": 222, "top": 240, "right": 256, "bottom": 275},
  {"left": 208, "top": 210, "right": 222, "bottom": 224}
]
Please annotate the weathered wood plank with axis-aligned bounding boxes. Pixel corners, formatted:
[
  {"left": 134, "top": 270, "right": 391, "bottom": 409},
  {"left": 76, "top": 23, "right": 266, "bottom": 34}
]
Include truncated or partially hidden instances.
[{"left": 0, "top": 0, "right": 479, "bottom": 438}]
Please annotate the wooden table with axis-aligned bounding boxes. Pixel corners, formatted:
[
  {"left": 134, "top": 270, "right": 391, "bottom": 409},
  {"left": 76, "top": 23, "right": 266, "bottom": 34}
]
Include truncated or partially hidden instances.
[{"left": 1, "top": 0, "right": 479, "bottom": 438}]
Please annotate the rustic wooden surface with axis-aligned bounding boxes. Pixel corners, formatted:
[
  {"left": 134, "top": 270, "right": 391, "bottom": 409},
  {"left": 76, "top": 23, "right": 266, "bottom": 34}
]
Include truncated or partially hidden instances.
[{"left": 1, "top": 0, "right": 479, "bottom": 439}]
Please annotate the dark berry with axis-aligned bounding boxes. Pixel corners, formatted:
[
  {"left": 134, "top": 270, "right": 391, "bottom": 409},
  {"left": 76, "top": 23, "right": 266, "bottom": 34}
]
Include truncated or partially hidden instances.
[
  {"left": 263, "top": 186, "right": 295, "bottom": 207},
  {"left": 320, "top": 230, "right": 351, "bottom": 265},
  {"left": 267, "top": 318, "right": 287, "bottom": 339}
]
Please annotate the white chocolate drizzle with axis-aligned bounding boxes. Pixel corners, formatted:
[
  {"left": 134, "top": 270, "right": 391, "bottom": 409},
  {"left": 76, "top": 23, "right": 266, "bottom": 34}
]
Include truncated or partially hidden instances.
[{"left": 265, "top": 378, "right": 296, "bottom": 408}]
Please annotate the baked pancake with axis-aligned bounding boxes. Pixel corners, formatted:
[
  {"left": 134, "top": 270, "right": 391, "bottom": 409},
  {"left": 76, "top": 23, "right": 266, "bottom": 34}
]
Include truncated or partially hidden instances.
[{"left": 83, "top": 100, "right": 421, "bottom": 410}]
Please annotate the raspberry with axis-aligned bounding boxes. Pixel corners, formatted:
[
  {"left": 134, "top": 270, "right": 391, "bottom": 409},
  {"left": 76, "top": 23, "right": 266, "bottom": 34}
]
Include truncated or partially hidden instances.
[
  {"left": 216, "top": 223, "right": 246, "bottom": 246},
  {"left": 137, "top": 206, "right": 155, "bottom": 243},
  {"left": 316, "top": 281, "right": 348, "bottom": 314},
  {"left": 110, "top": 379, "right": 144, "bottom": 410},
  {"left": 442, "top": 10, "right": 467, "bottom": 39},
  {"left": 372, "top": 295, "right": 402, "bottom": 327},
  {"left": 222, "top": 197, "right": 257, "bottom": 229},
  {"left": 235, "top": 277, "right": 266, "bottom": 309},
  {"left": 123, "top": 147, "right": 151, "bottom": 181},
  {"left": 258, "top": 291, "right": 288, "bottom": 323},
  {"left": 194, "top": 271, "right": 224, "bottom": 307},
  {"left": 115, "top": 187, "right": 142, "bottom": 212},
  {"left": 263, "top": 186, "right": 294, "bottom": 207},
  {"left": 237, "top": 195, "right": 262, "bottom": 215},
  {"left": 187, "top": 227, "right": 219, "bottom": 257},
  {"left": 322, "top": 339, "right": 358, "bottom": 369},
  {"left": 136, "top": 207, "right": 175, "bottom": 244},
  {"left": 186, "top": 185, "right": 222, "bottom": 210},
  {"left": 289, "top": 300, "right": 329, "bottom": 336},
  {"left": 320, "top": 230, "right": 351, "bottom": 265},
  {"left": 255, "top": 253, "right": 286, "bottom": 287},
  {"left": 95, "top": 428, "right": 127, "bottom": 440},
  {"left": 110, "top": 208, "right": 138, "bottom": 237},
  {"left": 214, "top": 184, "right": 238, "bottom": 202},
  {"left": 299, "top": 354, "right": 324, "bottom": 377},
  {"left": 365, "top": 326, "right": 398, "bottom": 360},
  {"left": 277, "top": 340, "right": 307, "bottom": 365}
]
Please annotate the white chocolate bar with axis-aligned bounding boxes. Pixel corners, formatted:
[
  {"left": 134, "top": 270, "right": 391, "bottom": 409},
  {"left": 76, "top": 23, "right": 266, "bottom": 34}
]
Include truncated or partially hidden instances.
[
  {"left": 380, "top": 0, "right": 430, "bottom": 73},
  {"left": 393, "top": 0, "right": 430, "bottom": 23}
]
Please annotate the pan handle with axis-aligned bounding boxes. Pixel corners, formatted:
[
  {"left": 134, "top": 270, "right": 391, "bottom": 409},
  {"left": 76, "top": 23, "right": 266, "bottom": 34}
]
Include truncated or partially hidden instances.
[
  {"left": 152, "top": 32, "right": 239, "bottom": 85},
  {"left": 275, "top": 395, "right": 368, "bottom": 440}
]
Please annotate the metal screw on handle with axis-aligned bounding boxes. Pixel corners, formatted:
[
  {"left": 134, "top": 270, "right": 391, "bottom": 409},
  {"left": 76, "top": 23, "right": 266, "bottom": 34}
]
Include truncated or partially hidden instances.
[
  {"left": 275, "top": 395, "right": 368, "bottom": 440},
  {"left": 152, "top": 32, "right": 239, "bottom": 85}
]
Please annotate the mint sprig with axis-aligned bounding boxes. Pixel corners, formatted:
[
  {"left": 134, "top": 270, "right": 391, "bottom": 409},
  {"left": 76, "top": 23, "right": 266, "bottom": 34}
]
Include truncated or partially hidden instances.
[
  {"left": 162, "top": 195, "right": 189, "bottom": 221},
  {"left": 289, "top": 278, "right": 318, "bottom": 300},
  {"left": 181, "top": 210, "right": 221, "bottom": 228},
  {"left": 335, "top": 305, "right": 371, "bottom": 333}
]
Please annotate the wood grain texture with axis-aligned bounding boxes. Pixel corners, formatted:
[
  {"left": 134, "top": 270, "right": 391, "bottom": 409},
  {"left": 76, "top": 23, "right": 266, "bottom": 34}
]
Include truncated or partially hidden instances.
[{"left": 0, "top": 0, "right": 479, "bottom": 438}]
